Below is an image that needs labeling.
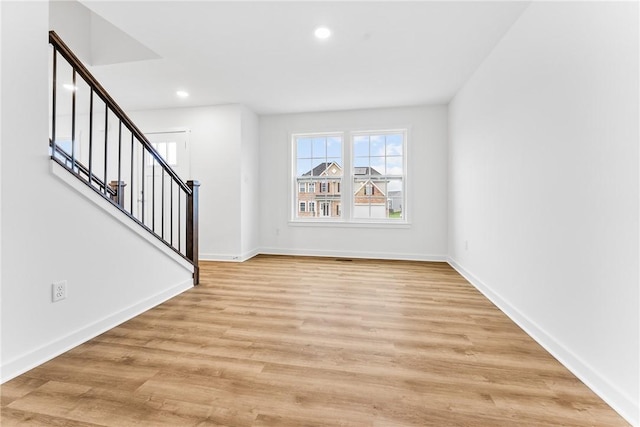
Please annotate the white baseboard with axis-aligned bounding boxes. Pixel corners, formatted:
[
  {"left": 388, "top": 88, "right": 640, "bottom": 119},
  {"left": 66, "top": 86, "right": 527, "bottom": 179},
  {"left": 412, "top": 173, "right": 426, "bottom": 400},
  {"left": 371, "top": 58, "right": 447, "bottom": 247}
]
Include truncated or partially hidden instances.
[
  {"left": 447, "top": 257, "right": 639, "bottom": 427},
  {"left": 200, "top": 248, "right": 259, "bottom": 262},
  {"left": 260, "top": 247, "right": 447, "bottom": 262},
  {"left": 1, "top": 279, "right": 193, "bottom": 384}
]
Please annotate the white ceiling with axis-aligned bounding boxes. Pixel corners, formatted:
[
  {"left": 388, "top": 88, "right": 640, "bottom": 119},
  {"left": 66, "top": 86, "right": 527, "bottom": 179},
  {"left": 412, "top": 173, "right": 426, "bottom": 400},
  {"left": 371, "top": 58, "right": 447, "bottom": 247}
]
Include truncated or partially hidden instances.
[{"left": 76, "top": 1, "right": 530, "bottom": 115}]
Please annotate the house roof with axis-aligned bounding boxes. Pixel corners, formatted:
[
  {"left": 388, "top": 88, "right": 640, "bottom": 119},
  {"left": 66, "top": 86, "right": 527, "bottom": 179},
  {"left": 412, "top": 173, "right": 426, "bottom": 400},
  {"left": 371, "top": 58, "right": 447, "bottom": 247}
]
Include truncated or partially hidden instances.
[
  {"left": 302, "top": 163, "right": 382, "bottom": 177},
  {"left": 302, "top": 162, "right": 342, "bottom": 177},
  {"left": 354, "top": 166, "right": 381, "bottom": 176},
  {"left": 354, "top": 179, "right": 387, "bottom": 197}
]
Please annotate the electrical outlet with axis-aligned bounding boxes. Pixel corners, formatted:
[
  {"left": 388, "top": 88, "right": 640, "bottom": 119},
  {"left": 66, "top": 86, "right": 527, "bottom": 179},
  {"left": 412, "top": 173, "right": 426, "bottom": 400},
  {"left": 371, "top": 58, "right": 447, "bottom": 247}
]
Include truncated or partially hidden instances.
[{"left": 52, "top": 281, "right": 67, "bottom": 302}]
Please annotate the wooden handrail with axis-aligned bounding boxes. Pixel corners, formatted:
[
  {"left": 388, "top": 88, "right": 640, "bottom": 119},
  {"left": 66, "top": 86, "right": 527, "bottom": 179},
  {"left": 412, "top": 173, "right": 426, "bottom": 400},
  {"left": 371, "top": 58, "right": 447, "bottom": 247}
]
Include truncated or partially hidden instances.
[
  {"left": 48, "top": 31, "right": 191, "bottom": 195},
  {"left": 49, "top": 31, "right": 200, "bottom": 284}
]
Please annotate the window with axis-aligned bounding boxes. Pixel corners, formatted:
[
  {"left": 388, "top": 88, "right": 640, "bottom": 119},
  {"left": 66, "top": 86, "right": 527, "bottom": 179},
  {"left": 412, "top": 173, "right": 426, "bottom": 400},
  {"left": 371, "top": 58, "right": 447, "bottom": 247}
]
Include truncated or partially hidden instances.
[
  {"left": 293, "top": 130, "right": 405, "bottom": 222},
  {"left": 148, "top": 141, "right": 177, "bottom": 166},
  {"left": 320, "top": 202, "right": 330, "bottom": 217},
  {"left": 299, "top": 202, "right": 306, "bottom": 212},
  {"left": 294, "top": 134, "right": 343, "bottom": 219},
  {"left": 353, "top": 131, "right": 404, "bottom": 220}
]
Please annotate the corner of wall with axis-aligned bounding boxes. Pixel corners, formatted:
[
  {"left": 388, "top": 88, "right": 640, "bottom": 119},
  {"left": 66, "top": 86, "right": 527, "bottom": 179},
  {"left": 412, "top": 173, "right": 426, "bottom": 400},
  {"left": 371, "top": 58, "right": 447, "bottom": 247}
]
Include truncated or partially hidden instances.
[{"left": 447, "top": 257, "right": 639, "bottom": 426}]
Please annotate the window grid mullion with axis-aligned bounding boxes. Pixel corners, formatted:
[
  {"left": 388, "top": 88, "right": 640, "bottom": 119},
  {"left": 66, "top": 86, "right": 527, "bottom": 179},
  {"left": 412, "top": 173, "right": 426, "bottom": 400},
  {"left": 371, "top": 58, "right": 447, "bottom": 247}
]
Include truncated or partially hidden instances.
[{"left": 294, "top": 130, "right": 404, "bottom": 222}]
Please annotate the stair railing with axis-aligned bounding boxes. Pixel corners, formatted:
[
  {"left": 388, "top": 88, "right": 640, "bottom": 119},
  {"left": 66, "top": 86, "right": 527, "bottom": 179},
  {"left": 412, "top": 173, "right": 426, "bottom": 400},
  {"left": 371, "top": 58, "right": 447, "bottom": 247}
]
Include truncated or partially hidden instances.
[{"left": 49, "top": 31, "right": 200, "bottom": 284}]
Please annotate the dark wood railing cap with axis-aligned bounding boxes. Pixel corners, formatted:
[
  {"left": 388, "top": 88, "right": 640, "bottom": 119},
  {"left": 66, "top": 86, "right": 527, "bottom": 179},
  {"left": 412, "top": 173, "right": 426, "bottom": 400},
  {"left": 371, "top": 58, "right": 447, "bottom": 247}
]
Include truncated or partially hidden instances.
[{"left": 49, "top": 30, "right": 191, "bottom": 195}]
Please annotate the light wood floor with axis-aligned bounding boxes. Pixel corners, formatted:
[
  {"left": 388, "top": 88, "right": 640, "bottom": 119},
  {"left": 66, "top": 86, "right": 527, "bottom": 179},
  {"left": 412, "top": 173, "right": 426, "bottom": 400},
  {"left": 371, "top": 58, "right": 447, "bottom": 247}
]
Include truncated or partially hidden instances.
[{"left": 1, "top": 255, "right": 629, "bottom": 426}]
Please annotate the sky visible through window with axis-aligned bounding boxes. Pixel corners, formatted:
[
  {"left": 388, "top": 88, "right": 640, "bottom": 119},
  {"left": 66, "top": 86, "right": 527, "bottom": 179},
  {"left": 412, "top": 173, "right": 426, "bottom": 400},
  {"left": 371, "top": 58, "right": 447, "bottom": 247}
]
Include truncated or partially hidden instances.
[
  {"left": 354, "top": 133, "right": 403, "bottom": 192},
  {"left": 296, "top": 135, "right": 342, "bottom": 175},
  {"left": 294, "top": 131, "right": 405, "bottom": 221}
]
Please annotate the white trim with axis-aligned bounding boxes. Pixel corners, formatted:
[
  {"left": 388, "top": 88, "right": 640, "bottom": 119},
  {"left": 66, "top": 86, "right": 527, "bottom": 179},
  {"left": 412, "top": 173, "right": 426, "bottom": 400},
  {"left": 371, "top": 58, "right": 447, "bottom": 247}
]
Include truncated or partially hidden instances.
[
  {"left": 291, "top": 128, "right": 408, "bottom": 224},
  {"left": 447, "top": 257, "right": 639, "bottom": 427},
  {"left": 292, "top": 132, "right": 345, "bottom": 221},
  {"left": 260, "top": 247, "right": 446, "bottom": 262},
  {"left": 1, "top": 279, "right": 192, "bottom": 383},
  {"left": 288, "top": 220, "right": 410, "bottom": 229},
  {"left": 51, "top": 162, "right": 194, "bottom": 273},
  {"left": 200, "top": 248, "right": 259, "bottom": 263},
  {"left": 143, "top": 128, "right": 191, "bottom": 136}
]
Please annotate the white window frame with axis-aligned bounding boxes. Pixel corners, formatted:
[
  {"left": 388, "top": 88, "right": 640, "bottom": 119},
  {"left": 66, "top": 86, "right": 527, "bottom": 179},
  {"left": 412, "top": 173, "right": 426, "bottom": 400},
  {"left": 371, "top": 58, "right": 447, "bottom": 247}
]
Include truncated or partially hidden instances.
[
  {"left": 291, "top": 129, "right": 408, "bottom": 226},
  {"left": 364, "top": 183, "right": 373, "bottom": 196},
  {"left": 351, "top": 130, "right": 406, "bottom": 222},
  {"left": 320, "top": 201, "right": 330, "bottom": 217},
  {"left": 292, "top": 132, "right": 344, "bottom": 221}
]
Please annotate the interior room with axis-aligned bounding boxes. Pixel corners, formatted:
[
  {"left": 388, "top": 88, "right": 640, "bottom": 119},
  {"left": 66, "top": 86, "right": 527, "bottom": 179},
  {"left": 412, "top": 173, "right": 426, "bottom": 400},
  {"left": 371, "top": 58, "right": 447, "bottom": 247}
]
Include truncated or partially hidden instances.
[{"left": 1, "top": 1, "right": 638, "bottom": 425}]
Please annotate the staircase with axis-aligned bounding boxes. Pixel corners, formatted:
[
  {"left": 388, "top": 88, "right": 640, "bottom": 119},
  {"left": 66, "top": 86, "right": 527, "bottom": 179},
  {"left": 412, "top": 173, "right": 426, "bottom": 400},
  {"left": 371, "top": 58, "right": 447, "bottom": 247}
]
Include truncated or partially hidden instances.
[{"left": 48, "top": 31, "right": 200, "bottom": 284}]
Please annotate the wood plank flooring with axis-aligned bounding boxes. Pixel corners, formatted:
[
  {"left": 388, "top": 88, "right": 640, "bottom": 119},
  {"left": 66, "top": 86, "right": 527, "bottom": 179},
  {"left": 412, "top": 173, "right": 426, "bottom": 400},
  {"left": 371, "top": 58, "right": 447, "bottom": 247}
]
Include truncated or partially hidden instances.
[{"left": 1, "top": 255, "right": 629, "bottom": 426}]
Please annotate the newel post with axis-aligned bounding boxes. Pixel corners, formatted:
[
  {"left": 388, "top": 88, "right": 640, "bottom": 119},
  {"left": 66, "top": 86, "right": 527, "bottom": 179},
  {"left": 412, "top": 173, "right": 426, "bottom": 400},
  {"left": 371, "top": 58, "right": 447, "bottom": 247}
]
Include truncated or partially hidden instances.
[
  {"left": 108, "top": 180, "right": 127, "bottom": 207},
  {"left": 186, "top": 180, "right": 200, "bottom": 285}
]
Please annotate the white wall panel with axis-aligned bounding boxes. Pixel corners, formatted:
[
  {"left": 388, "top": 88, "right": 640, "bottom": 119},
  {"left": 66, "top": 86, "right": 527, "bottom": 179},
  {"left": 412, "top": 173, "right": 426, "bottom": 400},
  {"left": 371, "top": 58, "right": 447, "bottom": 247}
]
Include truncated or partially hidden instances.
[{"left": 449, "top": 2, "right": 639, "bottom": 423}]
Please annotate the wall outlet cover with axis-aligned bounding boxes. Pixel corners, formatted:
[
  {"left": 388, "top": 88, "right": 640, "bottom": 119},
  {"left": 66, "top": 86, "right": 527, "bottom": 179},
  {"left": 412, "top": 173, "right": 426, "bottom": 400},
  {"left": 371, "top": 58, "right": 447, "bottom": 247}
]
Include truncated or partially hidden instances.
[{"left": 52, "top": 281, "right": 67, "bottom": 302}]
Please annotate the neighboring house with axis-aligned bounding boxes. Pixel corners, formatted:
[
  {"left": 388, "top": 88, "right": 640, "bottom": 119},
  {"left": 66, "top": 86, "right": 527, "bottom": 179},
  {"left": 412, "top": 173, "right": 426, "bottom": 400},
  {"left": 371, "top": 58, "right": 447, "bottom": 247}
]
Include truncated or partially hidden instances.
[
  {"left": 298, "top": 162, "right": 342, "bottom": 217},
  {"left": 297, "top": 163, "right": 393, "bottom": 219},
  {"left": 387, "top": 190, "right": 402, "bottom": 214},
  {"left": 352, "top": 167, "right": 388, "bottom": 219}
]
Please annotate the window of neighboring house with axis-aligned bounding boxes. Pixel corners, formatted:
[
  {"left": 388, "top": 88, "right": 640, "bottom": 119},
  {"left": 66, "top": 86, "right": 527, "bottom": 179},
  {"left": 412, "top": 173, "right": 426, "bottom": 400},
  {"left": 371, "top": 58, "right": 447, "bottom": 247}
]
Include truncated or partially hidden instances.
[
  {"left": 353, "top": 131, "right": 405, "bottom": 220},
  {"left": 294, "top": 133, "right": 343, "bottom": 219},
  {"left": 292, "top": 130, "right": 405, "bottom": 222},
  {"left": 299, "top": 201, "right": 306, "bottom": 212}
]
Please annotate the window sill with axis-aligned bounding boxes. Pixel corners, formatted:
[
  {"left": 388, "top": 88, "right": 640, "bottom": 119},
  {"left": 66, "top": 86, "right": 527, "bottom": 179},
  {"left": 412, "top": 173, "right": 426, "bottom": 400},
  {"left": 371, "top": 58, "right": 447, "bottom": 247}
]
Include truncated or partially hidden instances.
[{"left": 288, "top": 220, "right": 411, "bottom": 229}]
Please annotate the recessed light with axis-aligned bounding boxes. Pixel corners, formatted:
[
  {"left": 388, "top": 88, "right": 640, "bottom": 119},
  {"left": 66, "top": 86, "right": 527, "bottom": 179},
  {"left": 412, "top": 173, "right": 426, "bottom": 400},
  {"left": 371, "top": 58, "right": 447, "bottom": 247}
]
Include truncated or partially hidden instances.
[
  {"left": 314, "top": 26, "right": 331, "bottom": 39},
  {"left": 63, "top": 84, "right": 77, "bottom": 91},
  {"left": 176, "top": 90, "right": 189, "bottom": 98}
]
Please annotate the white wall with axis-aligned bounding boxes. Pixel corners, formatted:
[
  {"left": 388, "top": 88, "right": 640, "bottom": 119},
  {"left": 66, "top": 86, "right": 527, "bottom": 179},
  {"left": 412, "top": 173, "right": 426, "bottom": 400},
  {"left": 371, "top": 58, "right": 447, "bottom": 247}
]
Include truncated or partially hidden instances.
[
  {"left": 48, "top": 0, "right": 92, "bottom": 63},
  {"left": 240, "top": 105, "right": 260, "bottom": 258},
  {"left": 448, "top": 2, "right": 638, "bottom": 424},
  {"left": 259, "top": 106, "right": 448, "bottom": 260},
  {"left": 1, "top": 1, "right": 193, "bottom": 382},
  {"left": 130, "top": 104, "right": 260, "bottom": 261}
]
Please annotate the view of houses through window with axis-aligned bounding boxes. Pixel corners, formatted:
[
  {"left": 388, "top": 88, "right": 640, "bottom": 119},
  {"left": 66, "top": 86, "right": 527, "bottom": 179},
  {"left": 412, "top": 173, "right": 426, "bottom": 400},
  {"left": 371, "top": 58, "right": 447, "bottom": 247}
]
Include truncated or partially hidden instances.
[
  {"left": 352, "top": 132, "right": 404, "bottom": 219},
  {"left": 294, "top": 130, "right": 405, "bottom": 221},
  {"left": 296, "top": 133, "right": 343, "bottom": 218}
]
